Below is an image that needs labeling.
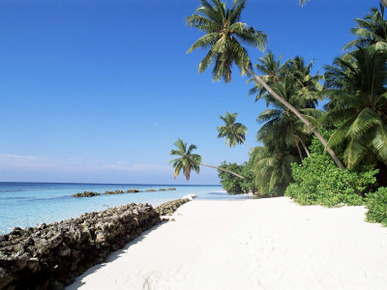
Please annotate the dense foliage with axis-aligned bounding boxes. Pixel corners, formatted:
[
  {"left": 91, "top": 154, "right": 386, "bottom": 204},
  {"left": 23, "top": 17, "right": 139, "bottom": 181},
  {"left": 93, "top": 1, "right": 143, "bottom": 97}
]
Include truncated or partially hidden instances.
[
  {"left": 181, "top": 0, "right": 387, "bottom": 227},
  {"left": 324, "top": 46, "right": 387, "bottom": 169},
  {"left": 285, "top": 138, "right": 378, "bottom": 207},
  {"left": 252, "top": 146, "right": 297, "bottom": 196},
  {"left": 365, "top": 187, "right": 387, "bottom": 226},
  {"left": 218, "top": 159, "right": 257, "bottom": 195}
]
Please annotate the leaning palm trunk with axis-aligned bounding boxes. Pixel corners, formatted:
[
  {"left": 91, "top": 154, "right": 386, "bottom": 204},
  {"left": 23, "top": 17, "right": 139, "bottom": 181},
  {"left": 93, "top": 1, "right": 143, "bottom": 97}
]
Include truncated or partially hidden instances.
[
  {"left": 234, "top": 129, "right": 253, "bottom": 152},
  {"left": 239, "top": 137, "right": 253, "bottom": 152},
  {"left": 200, "top": 163, "right": 244, "bottom": 179},
  {"left": 296, "top": 135, "right": 311, "bottom": 157},
  {"left": 296, "top": 143, "right": 304, "bottom": 160},
  {"left": 246, "top": 67, "right": 345, "bottom": 169}
]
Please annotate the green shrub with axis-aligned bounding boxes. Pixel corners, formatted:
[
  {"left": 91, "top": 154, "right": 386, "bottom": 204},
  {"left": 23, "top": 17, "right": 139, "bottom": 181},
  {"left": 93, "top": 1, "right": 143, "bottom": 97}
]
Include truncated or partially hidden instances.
[
  {"left": 365, "top": 187, "right": 387, "bottom": 226},
  {"left": 285, "top": 138, "right": 378, "bottom": 207},
  {"left": 218, "top": 162, "right": 245, "bottom": 194},
  {"left": 217, "top": 159, "right": 258, "bottom": 195}
]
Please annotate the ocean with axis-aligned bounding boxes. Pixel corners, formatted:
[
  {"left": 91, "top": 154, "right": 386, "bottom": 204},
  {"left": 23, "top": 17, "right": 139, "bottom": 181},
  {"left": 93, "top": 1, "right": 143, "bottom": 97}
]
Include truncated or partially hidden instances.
[{"left": 0, "top": 182, "right": 248, "bottom": 234}]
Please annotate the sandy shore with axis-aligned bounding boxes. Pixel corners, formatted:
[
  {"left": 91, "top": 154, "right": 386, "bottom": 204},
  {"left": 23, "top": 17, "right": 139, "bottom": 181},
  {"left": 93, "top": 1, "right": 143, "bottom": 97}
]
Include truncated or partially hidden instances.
[{"left": 67, "top": 197, "right": 387, "bottom": 290}]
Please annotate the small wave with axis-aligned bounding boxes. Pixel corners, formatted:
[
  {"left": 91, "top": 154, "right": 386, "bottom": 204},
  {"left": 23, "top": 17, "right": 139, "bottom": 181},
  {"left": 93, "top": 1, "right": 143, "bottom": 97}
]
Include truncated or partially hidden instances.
[{"left": 0, "top": 196, "right": 31, "bottom": 200}]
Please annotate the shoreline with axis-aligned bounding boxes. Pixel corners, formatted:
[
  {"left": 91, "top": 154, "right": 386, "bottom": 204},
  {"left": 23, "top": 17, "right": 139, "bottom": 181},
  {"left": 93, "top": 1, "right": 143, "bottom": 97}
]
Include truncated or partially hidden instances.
[
  {"left": 0, "top": 183, "right": 225, "bottom": 234},
  {"left": 68, "top": 197, "right": 387, "bottom": 289}
]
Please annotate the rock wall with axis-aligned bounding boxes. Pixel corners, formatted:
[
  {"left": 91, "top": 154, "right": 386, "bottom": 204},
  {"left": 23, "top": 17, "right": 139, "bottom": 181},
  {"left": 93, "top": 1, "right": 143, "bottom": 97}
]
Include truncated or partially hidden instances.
[
  {"left": 155, "top": 198, "right": 191, "bottom": 216},
  {"left": 0, "top": 203, "right": 160, "bottom": 290}
]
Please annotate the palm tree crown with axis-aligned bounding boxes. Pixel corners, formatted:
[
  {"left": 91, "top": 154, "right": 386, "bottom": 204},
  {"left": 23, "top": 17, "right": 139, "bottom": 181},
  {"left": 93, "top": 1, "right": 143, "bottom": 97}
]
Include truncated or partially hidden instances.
[
  {"left": 217, "top": 111, "right": 251, "bottom": 149},
  {"left": 250, "top": 53, "right": 322, "bottom": 109},
  {"left": 343, "top": 3, "right": 387, "bottom": 51},
  {"left": 186, "top": 0, "right": 267, "bottom": 82},
  {"left": 170, "top": 138, "right": 202, "bottom": 181},
  {"left": 170, "top": 138, "right": 245, "bottom": 180},
  {"left": 324, "top": 46, "right": 387, "bottom": 168}
]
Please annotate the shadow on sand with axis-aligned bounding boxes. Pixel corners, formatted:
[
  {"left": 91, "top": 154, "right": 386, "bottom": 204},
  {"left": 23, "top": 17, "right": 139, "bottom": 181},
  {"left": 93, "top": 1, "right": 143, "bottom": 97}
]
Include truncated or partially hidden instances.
[{"left": 66, "top": 222, "right": 167, "bottom": 289}]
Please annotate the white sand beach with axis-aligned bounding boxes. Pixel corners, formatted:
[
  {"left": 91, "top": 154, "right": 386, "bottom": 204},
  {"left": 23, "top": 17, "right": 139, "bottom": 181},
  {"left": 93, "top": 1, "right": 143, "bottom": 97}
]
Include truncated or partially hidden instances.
[{"left": 68, "top": 197, "right": 387, "bottom": 290}]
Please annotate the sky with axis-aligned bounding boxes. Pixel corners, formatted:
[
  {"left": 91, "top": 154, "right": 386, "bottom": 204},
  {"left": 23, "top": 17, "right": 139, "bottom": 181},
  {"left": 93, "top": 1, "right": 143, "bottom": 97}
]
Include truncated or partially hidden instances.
[{"left": 0, "top": 0, "right": 379, "bottom": 184}]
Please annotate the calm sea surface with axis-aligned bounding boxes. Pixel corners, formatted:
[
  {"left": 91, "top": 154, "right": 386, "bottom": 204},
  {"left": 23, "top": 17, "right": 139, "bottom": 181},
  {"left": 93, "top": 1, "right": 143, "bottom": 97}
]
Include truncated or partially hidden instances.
[{"left": 0, "top": 182, "right": 248, "bottom": 234}]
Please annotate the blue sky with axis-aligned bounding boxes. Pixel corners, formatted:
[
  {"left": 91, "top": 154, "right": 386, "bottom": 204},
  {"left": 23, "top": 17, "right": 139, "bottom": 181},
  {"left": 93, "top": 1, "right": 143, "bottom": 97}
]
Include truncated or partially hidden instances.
[{"left": 0, "top": 0, "right": 379, "bottom": 184}]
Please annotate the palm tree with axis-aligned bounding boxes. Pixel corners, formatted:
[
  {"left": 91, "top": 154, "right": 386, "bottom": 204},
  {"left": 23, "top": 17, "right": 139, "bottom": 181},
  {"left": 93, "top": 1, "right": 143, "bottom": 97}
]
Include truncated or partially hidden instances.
[
  {"left": 252, "top": 146, "right": 298, "bottom": 196},
  {"left": 170, "top": 138, "right": 244, "bottom": 180},
  {"left": 250, "top": 54, "right": 322, "bottom": 109},
  {"left": 186, "top": 0, "right": 267, "bottom": 82},
  {"left": 324, "top": 46, "right": 387, "bottom": 168},
  {"left": 248, "top": 50, "right": 284, "bottom": 105},
  {"left": 217, "top": 111, "right": 252, "bottom": 151},
  {"left": 257, "top": 108, "right": 312, "bottom": 159},
  {"left": 170, "top": 139, "right": 202, "bottom": 180},
  {"left": 252, "top": 54, "right": 325, "bottom": 158},
  {"left": 343, "top": 3, "right": 387, "bottom": 52},
  {"left": 186, "top": 0, "right": 345, "bottom": 169}
]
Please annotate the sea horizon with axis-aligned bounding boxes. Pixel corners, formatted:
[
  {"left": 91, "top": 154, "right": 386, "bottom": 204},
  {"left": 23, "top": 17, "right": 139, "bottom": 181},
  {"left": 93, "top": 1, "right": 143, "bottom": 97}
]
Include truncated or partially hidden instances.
[
  {"left": 0, "top": 181, "right": 245, "bottom": 235},
  {"left": 0, "top": 181, "right": 221, "bottom": 186}
]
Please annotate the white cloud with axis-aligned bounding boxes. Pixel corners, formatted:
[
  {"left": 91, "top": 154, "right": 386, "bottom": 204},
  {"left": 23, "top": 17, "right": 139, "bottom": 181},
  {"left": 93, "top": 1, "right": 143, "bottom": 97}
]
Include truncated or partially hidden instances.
[{"left": 0, "top": 153, "right": 38, "bottom": 161}]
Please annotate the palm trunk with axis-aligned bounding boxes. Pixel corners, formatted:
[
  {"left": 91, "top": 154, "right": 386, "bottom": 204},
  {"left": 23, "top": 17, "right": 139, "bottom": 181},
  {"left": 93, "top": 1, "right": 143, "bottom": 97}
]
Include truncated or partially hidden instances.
[
  {"left": 234, "top": 129, "right": 253, "bottom": 152},
  {"left": 296, "top": 135, "right": 311, "bottom": 157},
  {"left": 246, "top": 67, "right": 345, "bottom": 170},
  {"left": 200, "top": 163, "right": 244, "bottom": 179},
  {"left": 296, "top": 143, "right": 303, "bottom": 160},
  {"left": 240, "top": 137, "right": 253, "bottom": 152}
]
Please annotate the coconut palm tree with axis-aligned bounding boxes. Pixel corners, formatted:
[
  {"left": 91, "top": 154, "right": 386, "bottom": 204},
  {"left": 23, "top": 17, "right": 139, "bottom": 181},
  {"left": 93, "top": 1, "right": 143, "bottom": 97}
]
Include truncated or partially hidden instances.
[
  {"left": 252, "top": 54, "right": 324, "bottom": 158},
  {"left": 248, "top": 50, "right": 284, "bottom": 105},
  {"left": 324, "top": 46, "right": 387, "bottom": 168},
  {"left": 170, "top": 139, "right": 202, "bottom": 180},
  {"left": 250, "top": 54, "right": 322, "bottom": 109},
  {"left": 252, "top": 146, "right": 298, "bottom": 196},
  {"left": 170, "top": 138, "right": 244, "bottom": 180},
  {"left": 186, "top": 0, "right": 267, "bottom": 82},
  {"left": 257, "top": 108, "right": 312, "bottom": 159},
  {"left": 343, "top": 3, "right": 387, "bottom": 52},
  {"left": 186, "top": 0, "right": 345, "bottom": 169},
  {"left": 217, "top": 111, "right": 252, "bottom": 151}
]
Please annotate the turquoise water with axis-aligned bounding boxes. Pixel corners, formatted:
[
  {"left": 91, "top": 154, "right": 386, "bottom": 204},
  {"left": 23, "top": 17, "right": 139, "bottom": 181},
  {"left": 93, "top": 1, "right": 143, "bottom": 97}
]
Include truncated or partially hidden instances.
[{"left": 0, "top": 182, "right": 248, "bottom": 234}]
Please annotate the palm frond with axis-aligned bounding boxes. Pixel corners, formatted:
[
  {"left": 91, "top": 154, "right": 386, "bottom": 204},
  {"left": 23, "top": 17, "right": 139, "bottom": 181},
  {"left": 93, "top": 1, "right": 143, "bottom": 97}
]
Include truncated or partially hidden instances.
[
  {"left": 347, "top": 107, "right": 380, "bottom": 138},
  {"left": 344, "top": 138, "right": 367, "bottom": 168},
  {"left": 187, "top": 33, "right": 219, "bottom": 53}
]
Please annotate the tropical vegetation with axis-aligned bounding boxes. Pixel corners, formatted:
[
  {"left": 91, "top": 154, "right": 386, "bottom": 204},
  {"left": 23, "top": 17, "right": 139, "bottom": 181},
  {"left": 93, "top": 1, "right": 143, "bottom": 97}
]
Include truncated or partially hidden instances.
[
  {"left": 217, "top": 112, "right": 252, "bottom": 151},
  {"left": 285, "top": 137, "right": 379, "bottom": 207},
  {"left": 169, "top": 0, "right": 387, "bottom": 226},
  {"left": 365, "top": 187, "right": 387, "bottom": 226},
  {"left": 170, "top": 138, "right": 244, "bottom": 180},
  {"left": 186, "top": 0, "right": 344, "bottom": 168}
]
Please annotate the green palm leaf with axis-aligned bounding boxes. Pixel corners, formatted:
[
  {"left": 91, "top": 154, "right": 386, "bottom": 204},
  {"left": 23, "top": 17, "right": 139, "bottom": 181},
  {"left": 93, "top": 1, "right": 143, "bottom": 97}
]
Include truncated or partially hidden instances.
[{"left": 186, "top": 0, "right": 267, "bottom": 82}]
